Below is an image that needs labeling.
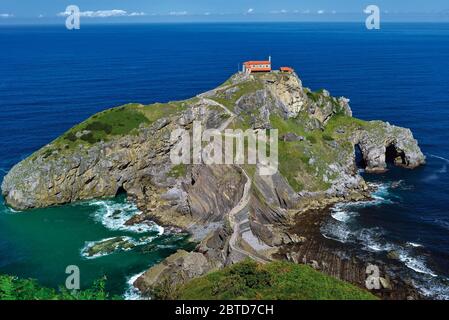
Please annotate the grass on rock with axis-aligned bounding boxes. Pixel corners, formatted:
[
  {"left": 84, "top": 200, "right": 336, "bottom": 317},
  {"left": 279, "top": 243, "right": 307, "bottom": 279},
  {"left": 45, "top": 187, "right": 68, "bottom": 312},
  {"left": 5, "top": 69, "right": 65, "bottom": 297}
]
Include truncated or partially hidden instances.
[{"left": 177, "top": 260, "right": 377, "bottom": 300}]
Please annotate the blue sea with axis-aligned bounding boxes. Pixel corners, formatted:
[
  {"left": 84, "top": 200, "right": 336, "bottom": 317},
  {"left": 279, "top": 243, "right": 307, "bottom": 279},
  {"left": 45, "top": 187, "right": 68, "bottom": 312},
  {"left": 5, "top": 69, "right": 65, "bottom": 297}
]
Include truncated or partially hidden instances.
[{"left": 0, "top": 23, "right": 448, "bottom": 298}]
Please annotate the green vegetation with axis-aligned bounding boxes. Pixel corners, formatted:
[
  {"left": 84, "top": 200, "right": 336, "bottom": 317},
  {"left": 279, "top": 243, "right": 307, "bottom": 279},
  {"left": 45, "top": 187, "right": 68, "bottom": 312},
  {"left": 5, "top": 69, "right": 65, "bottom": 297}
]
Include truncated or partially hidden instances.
[
  {"left": 139, "top": 100, "right": 190, "bottom": 124},
  {"left": 0, "top": 274, "right": 118, "bottom": 300},
  {"left": 324, "top": 114, "right": 368, "bottom": 138},
  {"left": 211, "top": 79, "right": 264, "bottom": 112},
  {"left": 177, "top": 260, "right": 377, "bottom": 300},
  {"left": 33, "top": 100, "right": 189, "bottom": 160},
  {"left": 168, "top": 164, "right": 187, "bottom": 178},
  {"left": 72, "top": 104, "right": 149, "bottom": 141},
  {"left": 270, "top": 114, "right": 337, "bottom": 192}
]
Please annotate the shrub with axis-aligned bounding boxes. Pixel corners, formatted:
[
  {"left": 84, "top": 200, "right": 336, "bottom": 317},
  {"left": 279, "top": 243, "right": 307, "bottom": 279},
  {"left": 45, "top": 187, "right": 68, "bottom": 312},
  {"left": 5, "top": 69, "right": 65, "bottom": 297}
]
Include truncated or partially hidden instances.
[
  {"left": 65, "top": 132, "right": 77, "bottom": 142},
  {"left": 0, "top": 274, "right": 116, "bottom": 300},
  {"left": 80, "top": 132, "right": 98, "bottom": 144},
  {"left": 229, "top": 260, "right": 272, "bottom": 289},
  {"left": 212, "top": 274, "right": 246, "bottom": 297},
  {"left": 42, "top": 148, "right": 54, "bottom": 158},
  {"left": 307, "top": 135, "right": 317, "bottom": 144},
  {"left": 150, "top": 276, "right": 183, "bottom": 300},
  {"left": 85, "top": 121, "right": 112, "bottom": 134}
]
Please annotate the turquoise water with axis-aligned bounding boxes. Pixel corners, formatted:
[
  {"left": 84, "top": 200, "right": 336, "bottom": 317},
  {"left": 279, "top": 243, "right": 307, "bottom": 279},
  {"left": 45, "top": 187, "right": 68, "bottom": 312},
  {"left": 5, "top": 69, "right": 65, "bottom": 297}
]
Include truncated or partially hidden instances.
[{"left": 0, "top": 194, "right": 193, "bottom": 296}]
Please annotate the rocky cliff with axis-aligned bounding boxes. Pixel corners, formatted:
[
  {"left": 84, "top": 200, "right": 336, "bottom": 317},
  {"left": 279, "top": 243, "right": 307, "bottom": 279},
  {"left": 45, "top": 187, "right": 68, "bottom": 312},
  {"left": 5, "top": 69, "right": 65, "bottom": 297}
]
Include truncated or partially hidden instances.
[{"left": 1, "top": 71, "right": 425, "bottom": 297}]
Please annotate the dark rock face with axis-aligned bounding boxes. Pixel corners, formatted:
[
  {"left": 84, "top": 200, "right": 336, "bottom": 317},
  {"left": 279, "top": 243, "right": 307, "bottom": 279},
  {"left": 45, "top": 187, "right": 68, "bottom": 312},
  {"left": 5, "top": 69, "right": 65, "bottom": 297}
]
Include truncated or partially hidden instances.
[
  {"left": 280, "top": 132, "right": 304, "bottom": 142},
  {"left": 186, "top": 165, "right": 245, "bottom": 223},
  {"left": 235, "top": 90, "right": 272, "bottom": 129}
]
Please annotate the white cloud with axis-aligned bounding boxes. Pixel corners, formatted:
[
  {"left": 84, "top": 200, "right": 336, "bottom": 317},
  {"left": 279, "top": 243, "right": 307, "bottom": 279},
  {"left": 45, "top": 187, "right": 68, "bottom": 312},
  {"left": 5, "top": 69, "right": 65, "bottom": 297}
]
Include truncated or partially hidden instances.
[
  {"left": 129, "top": 12, "right": 146, "bottom": 17},
  {"left": 270, "top": 9, "right": 288, "bottom": 14},
  {"left": 204, "top": 12, "right": 211, "bottom": 16},
  {"left": 82, "top": 10, "right": 127, "bottom": 18},
  {"left": 0, "top": 13, "right": 14, "bottom": 18},
  {"left": 317, "top": 10, "right": 325, "bottom": 15},
  {"left": 38, "top": 14, "right": 44, "bottom": 18},
  {"left": 247, "top": 8, "right": 254, "bottom": 14},
  {"left": 169, "top": 11, "right": 188, "bottom": 16},
  {"left": 57, "top": 9, "right": 145, "bottom": 18}
]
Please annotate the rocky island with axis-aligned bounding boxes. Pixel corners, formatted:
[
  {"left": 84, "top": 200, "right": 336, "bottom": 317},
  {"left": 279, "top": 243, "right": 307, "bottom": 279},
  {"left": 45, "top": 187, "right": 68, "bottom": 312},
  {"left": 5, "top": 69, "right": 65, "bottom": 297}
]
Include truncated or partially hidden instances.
[{"left": 1, "top": 71, "right": 425, "bottom": 299}]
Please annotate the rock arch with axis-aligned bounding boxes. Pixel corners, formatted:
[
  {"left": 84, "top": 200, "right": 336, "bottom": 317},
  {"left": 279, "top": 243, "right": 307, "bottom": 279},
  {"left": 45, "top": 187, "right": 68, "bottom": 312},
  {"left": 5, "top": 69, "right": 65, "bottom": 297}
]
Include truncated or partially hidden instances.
[
  {"left": 353, "top": 124, "right": 426, "bottom": 173},
  {"left": 385, "top": 143, "right": 406, "bottom": 167}
]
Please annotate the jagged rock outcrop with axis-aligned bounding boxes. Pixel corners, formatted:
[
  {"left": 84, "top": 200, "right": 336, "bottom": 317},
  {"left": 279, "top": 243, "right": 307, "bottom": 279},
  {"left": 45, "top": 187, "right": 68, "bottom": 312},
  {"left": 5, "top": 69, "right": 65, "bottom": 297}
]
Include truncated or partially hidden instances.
[
  {"left": 353, "top": 121, "right": 425, "bottom": 172},
  {"left": 134, "top": 250, "right": 213, "bottom": 296}
]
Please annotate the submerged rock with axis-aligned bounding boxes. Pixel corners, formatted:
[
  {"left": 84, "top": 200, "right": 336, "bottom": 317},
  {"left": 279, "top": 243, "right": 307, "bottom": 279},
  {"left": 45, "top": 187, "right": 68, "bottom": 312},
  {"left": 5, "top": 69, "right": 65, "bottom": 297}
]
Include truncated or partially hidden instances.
[{"left": 83, "top": 236, "right": 136, "bottom": 258}]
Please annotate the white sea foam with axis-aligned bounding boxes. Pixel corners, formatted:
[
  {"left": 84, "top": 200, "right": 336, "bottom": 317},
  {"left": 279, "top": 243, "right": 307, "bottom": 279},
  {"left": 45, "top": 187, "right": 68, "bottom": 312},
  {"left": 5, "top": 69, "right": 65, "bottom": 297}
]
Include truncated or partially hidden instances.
[
  {"left": 424, "top": 154, "right": 449, "bottom": 179},
  {"left": 89, "top": 199, "right": 164, "bottom": 234},
  {"left": 429, "top": 154, "right": 449, "bottom": 163},
  {"left": 322, "top": 180, "right": 440, "bottom": 281},
  {"left": 406, "top": 242, "right": 423, "bottom": 248},
  {"left": 432, "top": 218, "right": 449, "bottom": 231},
  {"left": 415, "top": 277, "right": 449, "bottom": 300},
  {"left": 123, "top": 270, "right": 149, "bottom": 300},
  {"left": 330, "top": 204, "right": 359, "bottom": 223},
  {"left": 397, "top": 250, "right": 437, "bottom": 277},
  {"left": 1, "top": 206, "right": 22, "bottom": 214},
  {"left": 357, "top": 228, "right": 393, "bottom": 252},
  {"left": 321, "top": 222, "right": 353, "bottom": 243}
]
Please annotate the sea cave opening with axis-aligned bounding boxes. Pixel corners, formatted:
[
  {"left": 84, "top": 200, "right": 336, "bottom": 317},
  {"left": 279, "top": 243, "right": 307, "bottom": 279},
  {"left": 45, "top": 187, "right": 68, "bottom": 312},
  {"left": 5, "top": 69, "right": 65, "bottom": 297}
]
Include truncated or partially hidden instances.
[
  {"left": 115, "top": 186, "right": 127, "bottom": 197},
  {"left": 354, "top": 144, "right": 367, "bottom": 170},
  {"left": 385, "top": 144, "right": 406, "bottom": 167}
]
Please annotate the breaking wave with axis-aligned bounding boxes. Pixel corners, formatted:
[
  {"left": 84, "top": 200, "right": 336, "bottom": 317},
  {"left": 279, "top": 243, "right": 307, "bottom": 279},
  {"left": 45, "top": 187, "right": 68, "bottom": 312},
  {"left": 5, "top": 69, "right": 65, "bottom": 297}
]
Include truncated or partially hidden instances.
[
  {"left": 88, "top": 199, "right": 164, "bottom": 234},
  {"left": 123, "top": 270, "right": 149, "bottom": 300},
  {"left": 406, "top": 242, "right": 423, "bottom": 248},
  {"left": 415, "top": 277, "right": 449, "bottom": 300},
  {"left": 321, "top": 181, "right": 445, "bottom": 297}
]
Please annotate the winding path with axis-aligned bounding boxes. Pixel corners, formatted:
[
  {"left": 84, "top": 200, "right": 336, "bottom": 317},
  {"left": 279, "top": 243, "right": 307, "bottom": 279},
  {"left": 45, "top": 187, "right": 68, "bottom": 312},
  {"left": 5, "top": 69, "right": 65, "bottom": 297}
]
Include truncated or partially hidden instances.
[
  {"left": 227, "top": 169, "right": 269, "bottom": 264},
  {"left": 199, "top": 96, "right": 270, "bottom": 264},
  {"left": 201, "top": 98, "right": 236, "bottom": 131}
]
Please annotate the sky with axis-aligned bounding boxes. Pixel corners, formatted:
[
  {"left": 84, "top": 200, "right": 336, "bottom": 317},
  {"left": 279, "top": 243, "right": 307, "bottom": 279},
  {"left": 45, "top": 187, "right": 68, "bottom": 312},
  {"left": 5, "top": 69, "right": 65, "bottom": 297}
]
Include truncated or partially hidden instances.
[{"left": 1, "top": 0, "right": 449, "bottom": 24}]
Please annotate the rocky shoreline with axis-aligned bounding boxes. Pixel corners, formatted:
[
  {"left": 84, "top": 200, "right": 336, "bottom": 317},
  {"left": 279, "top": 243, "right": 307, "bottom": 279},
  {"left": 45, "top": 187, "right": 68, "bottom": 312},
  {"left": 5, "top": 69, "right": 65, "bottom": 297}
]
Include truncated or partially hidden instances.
[{"left": 276, "top": 201, "right": 424, "bottom": 300}]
